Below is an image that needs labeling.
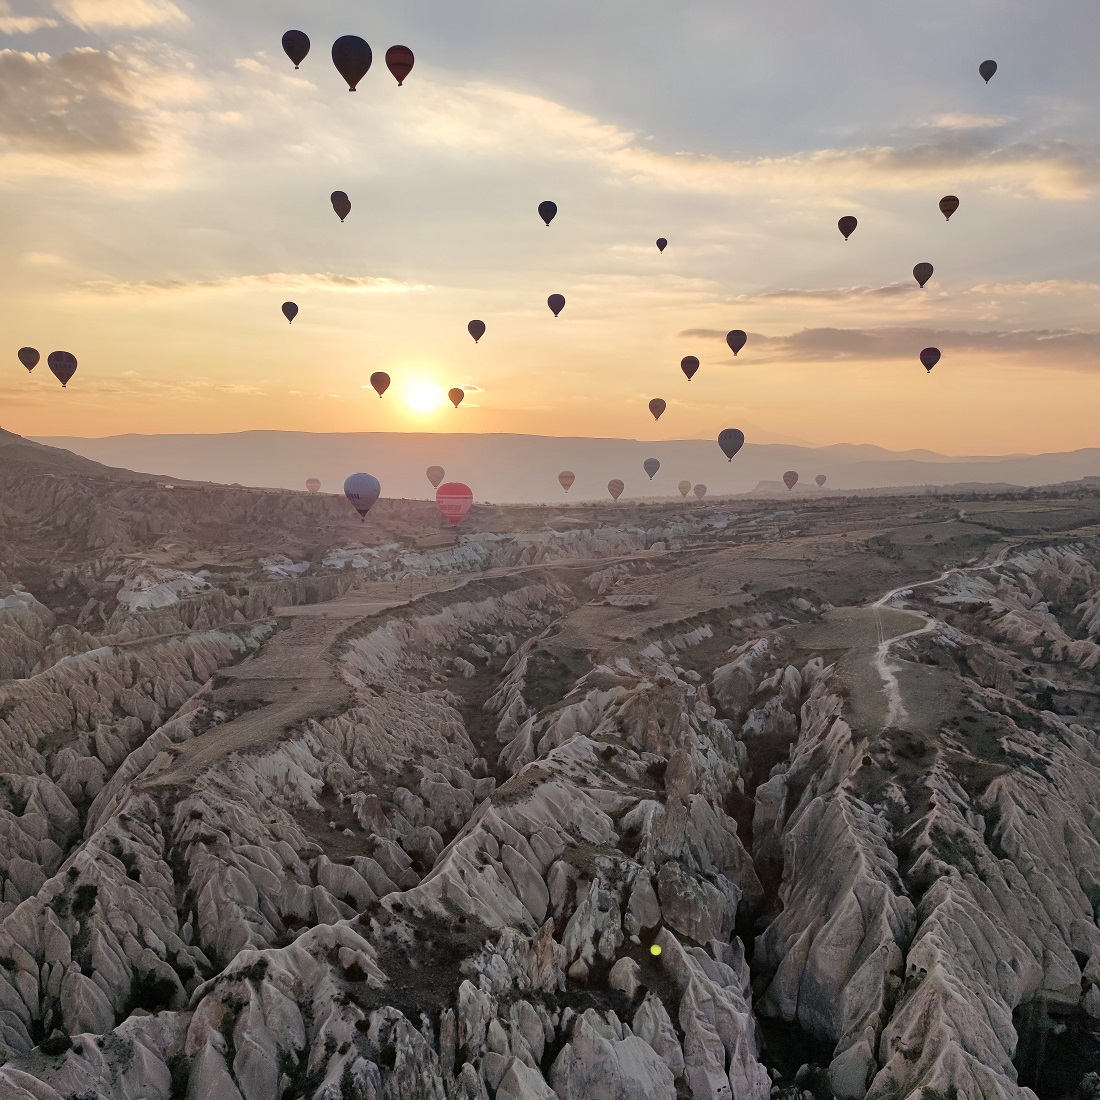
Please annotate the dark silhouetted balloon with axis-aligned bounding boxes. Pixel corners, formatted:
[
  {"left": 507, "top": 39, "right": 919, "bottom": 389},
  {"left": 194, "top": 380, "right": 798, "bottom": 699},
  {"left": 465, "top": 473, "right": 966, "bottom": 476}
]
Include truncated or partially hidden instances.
[
  {"left": 979, "top": 59, "right": 997, "bottom": 83},
  {"left": 939, "top": 195, "right": 960, "bottom": 221},
  {"left": 331, "top": 191, "right": 351, "bottom": 222},
  {"left": 913, "top": 263, "right": 933, "bottom": 288},
  {"left": 436, "top": 482, "right": 473, "bottom": 526},
  {"left": 656, "top": 238, "right": 667, "bottom": 253},
  {"left": 678, "top": 480, "right": 691, "bottom": 497},
  {"left": 47, "top": 351, "right": 77, "bottom": 388},
  {"left": 468, "top": 319, "right": 486, "bottom": 343},
  {"left": 332, "top": 35, "right": 372, "bottom": 90},
  {"left": 718, "top": 428, "right": 744, "bottom": 461},
  {"left": 538, "top": 201, "right": 557, "bottom": 226},
  {"left": 370, "top": 372, "right": 390, "bottom": 397},
  {"left": 838, "top": 216, "right": 857, "bottom": 240},
  {"left": 607, "top": 479, "right": 624, "bottom": 501},
  {"left": 815, "top": 474, "right": 826, "bottom": 488},
  {"left": 783, "top": 471, "right": 799, "bottom": 491},
  {"left": 426, "top": 465, "right": 445, "bottom": 488},
  {"left": 385, "top": 45, "right": 414, "bottom": 85},
  {"left": 282, "top": 30, "right": 310, "bottom": 69},
  {"left": 306, "top": 478, "right": 321, "bottom": 494},
  {"left": 282, "top": 302, "right": 298, "bottom": 324},
  {"left": 643, "top": 458, "right": 660, "bottom": 480},
  {"left": 17, "top": 347, "right": 38, "bottom": 372},
  {"left": 680, "top": 355, "right": 699, "bottom": 381},
  {"left": 649, "top": 398, "right": 666, "bottom": 421},
  {"left": 448, "top": 387, "right": 465, "bottom": 408},
  {"left": 344, "top": 472, "right": 381, "bottom": 519},
  {"left": 920, "top": 347, "right": 941, "bottom": 372},
  {"left": 558, "top": 470, "right": 575, "bottom": 492},
  {"left": 726, "top": 330, "right": 747, "bottom": 356},
  {"left": 693, "top": 484, "right": 707, "bottom": 500},
  {"left": 547, "top": 294, "right": 565, "bottom": 317}
]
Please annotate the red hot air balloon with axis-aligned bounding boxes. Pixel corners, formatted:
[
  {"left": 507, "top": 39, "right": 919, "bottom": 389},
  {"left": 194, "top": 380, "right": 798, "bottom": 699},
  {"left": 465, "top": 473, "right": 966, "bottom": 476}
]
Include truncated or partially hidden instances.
[
  {"left": 331, "top": 191, "right": 351, "bottom": 222},
  {"left": 693, "top": 484, "right": 707, "bottom": 499},
  {"left": 448, "top": 387, "right": 465, "bottom": 408},
  {"left": 370, "top": 372, "right": 390, "bottom": 397},
  {"left": 920, "top": 347, "right": 941, "bottom": 372},
  {"left": 18, "top": 347, "right": 39, "bottom": 372},
  {"left": 726, "top": 330, "right": 747, "bottom": 355},
  {"left": 648, "top": 398, "right": 666, "bottom": 421},
  {"left": 426, "top": 465, "right": 445, "bottom": 488},
  {"left": 838, "top": 216, "right": 857, "bottom": 240},
  {"left": 47, "top": 351, "right": 77, "bottom": 388},
  {"left": 913, "top": 263, "right": 934, "bottom": 289},
  {"left": 643, "top": 458, "right": 660, "bottom": 480},
  {"left": 547, "top": 294, "right": 565, "bottom": 317},
  {"left": 680, "top": 356, "right": 699, "bottom": 381},
  {"left": 385, "top": 45, "right": 414, "bottom": 85},
  {"left": 306, "top": 478, "right": 321, "bottom": 494},
  {"left": 344, "top": 472, "right": 381, "bottom": 519},
  {"left": 656, "top": 238, "right": 667, "bottom": 253},
  {"left": 282, "top": 30, "right": 310, "bottom": 69},
  {"left": 939, "top": 195, "right": 960, "bottom": 221},
  {"left": 436, "top": 482, "right": 473, "bottom": 526},
  {"left": 538, "top": 201, "right": 557, "bottom": 226},
  {"left": 332, "top": 35, "right": 372, "bottom": 90},
  {"left": 815, "top": 474, "right": 827, "bottom": 488},
  {"left": 783, "top": 471, "right": 799, "bottom": 491},
  {"left": 468, "top": 320, "right": 486, "bottom": 343},
  {"left": 718, "top": 428, "right": 744, "bottom": 461},
  {"left": 282, "top": 302, "right": 298, "bottom": 324},
  {"left": 607, "top": 479, "right": 624, "bottom": 501},
  {"left": 979, "top": 59, "right": 997, "bottom": 83},
  {"left": 558, "top": 470, "right": 575, "bottom": 492}
]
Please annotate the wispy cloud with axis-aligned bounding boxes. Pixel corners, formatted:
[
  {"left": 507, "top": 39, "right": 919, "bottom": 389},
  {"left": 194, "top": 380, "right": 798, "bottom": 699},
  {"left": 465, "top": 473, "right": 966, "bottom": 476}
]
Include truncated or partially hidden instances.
[
  {"left": 73, "top": 272, "right": 432, "bottom": 297},
  {"left": 53, "top": 0, "right": 188, "bottom": 30}
]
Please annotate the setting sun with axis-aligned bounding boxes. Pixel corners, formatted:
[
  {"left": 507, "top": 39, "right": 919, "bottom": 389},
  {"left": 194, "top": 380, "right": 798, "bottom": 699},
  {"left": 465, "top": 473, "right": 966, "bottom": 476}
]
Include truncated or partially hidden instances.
[{"left": 401, "top": 378, "right": 447, "bottom": 415}]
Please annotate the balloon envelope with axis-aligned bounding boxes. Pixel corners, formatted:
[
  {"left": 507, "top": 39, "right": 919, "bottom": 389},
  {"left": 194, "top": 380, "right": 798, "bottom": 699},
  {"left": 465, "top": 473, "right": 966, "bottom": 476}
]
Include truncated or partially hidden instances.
[
  {"left": 815, "top": 474, "right": 826, "bottom": 488},
  {"left": 680, "top": 355, "right": 699, "bottom": 381},
  {"left": 282, "top": 301, "right": 298, "bottom": 323},
  {"left": 607, "top": 479, "right": 624, "bottom": 501},
  {"left": 558, "top": 470, "right": 575, "bottom": 492},
  {"left": 332, "top": 35, "right": 372, "bottom": 90},
  {"left": 939, "top": 195, "right": 960, "bottom": 221},
  {"left": 678, "top": 480, "right": 691, "bottom": 497},
  {"left": 920, "top": 347, "right": 941, "bottom": 372},
  {"left": 718, "top": 428, "right": 745, "bottom": 461},
  {"left": 656, "top": 237, "right": 667, "bottom": 252},
  {"left": 838, "top": 215, "right": 857, "bottom": 240},
  {"left": 783, "top": 471, "right": 799, "bottom": 491},
  {"left": 547, "top": 294, "right": 565, "bottom": 317},
  {"left": 648, "top": 398, "right": 666, "bottom": 421},
  {"left": 17, "top": 347, "right": 38, "bottom": 372},
  {"left": 370, "top": 372, "right": 390, "bottom": 397},
  {"left": 282, "top": 30, "right": 310, "bottom": 68},
  {"left": 643, "top": 458, "right": 660, "bottom": 480},
  {"left": 306, "top": 478, "right": 321, "bottom": 494},
  {"left": 436, "top": 482, "right": 473, "bottom": 526},
  {"left": 331, "top": 191, "right": 351, "bottom": 221},
  {"left": 538, "top": 200, "right": 557, "bottom": 226},
  {"left": 343, "top": 472, "right": 381, "bottom": 519},
  {"left": 726, "top": 330, "right": 747, "bottom": 355},
  {"left": 468, "top": 319, "right": 486, "bottom": 343},
  {"left": 979, "top": 59, "right": 997, "bottom": 83},
  {"left": 448, "top": 387, "right": 465, "bottom": 408},
  {"left": 426, "top": 465, "right": 445, "bottom": 488},
  {"left": 47, "top": 351, "right": 77, "bottom": 388},
  {"left": 693, "top": 484, "right": 707, "bottom": 499},
  {"left": 385, "top": 45, "right": 414, "bottom": 85},
  {"left": 913, "top": 263, "right": 933, "bottom": 288}
]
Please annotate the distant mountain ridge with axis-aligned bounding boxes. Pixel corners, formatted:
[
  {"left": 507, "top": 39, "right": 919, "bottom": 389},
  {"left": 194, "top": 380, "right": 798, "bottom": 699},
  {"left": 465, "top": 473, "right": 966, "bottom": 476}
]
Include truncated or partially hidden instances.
[{"left": 33, "top": 430, "right": 1100, "bottom": 503}]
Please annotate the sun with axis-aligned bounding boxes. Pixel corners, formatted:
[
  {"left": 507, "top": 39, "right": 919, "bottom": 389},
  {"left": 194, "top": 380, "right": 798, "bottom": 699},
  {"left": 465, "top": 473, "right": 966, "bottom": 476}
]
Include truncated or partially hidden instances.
[{"left": 402, "top": 378, "right": 447, "bottom": 415}]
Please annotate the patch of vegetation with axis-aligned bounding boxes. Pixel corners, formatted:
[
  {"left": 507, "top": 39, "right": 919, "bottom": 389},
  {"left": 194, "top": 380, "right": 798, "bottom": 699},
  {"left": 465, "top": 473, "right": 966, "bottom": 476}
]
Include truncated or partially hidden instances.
[
  {"left": 122, "top": 970, "right": 179, "bottom": 1017},
  {"left": 40, "top": 1032, "right": 72, "bottom": 1056},
  {"left": 72, "top": 883, "right": 98, "bottom": 916}
]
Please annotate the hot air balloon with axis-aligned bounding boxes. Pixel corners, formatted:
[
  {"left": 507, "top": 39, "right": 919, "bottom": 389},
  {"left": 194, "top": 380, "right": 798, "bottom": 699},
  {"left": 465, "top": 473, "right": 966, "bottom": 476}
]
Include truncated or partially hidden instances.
[
  {"left": 678, "top": 480, "right": 691, "bottom": 497},
  {"left": 448, "top": 387, "right": 465, "bottom": 408},
  {"left": 643, "top": 458, "right": 660, "bottom": 480},
  {"left": 920, "top": 347, "right": 941, "bottom": 372},
  {"left": 344, "top": 472, "right": 381, "bottom": 519},
  {"left": 939, "top": 195, "right": 960, "bottom": 221},
  {"left": 718, "top": 428, "right": 745, "bottom": 461},
  {"left": 558, "top": 470, "right": 575, "bottom": 492},
  {"left": 656, "top": 238, "right": 667, "bottom": 253},
  {"left": 649, "top": 398, "right": 666, "bottom": 421},
  {"left": 547, "top": 294, "right": 565, "bottom": 317},
  {"left": 726, "top": 330, "right": 747, "bottom": 356},
  {"left": 838, "top": 216, "right": 857, "bottom": 240},
  {"left": 538, "top": 201, "right": 557, "bottom": 227},
  {"left": 47, "top": 351, "right": 77, "bottom": 388},
  {"left": 385, "top": 45, "right": 414, "bottom": 85},
  {"left": 332, "top": 35, "right": 372, "bottom": 90},
  {"left": 693, "top": 484, "right": 707, "bottom": 500},
  {"left": 815, "top": 474, "right": 826, "bottom": 488},
  {"left": 979, "top": 59, "right": 997, "bottom": 83},
  {"left": 306, "top": 478, "right": 321, "bottom": 494},
  {"left": 468, "top": 320, "right": 486, "bottom": 344},
  {"left": 331, "top": 191, "right": 351, "bottom": 222},
  {"left": 680, "top": 356, "right": 699, "bottom": 381},
  {"left": 607, "top": 479, "right": 624, "bottom": 501},
  {"left": 783, "top": 471, "right": 799, "bottom": 491},
  {"left": 282, "top": 302, "right": 298, "bottom": 324},
  {"left": 370, "top": 372, "right": 390, "bottom": 397},
  {"left": 436, "top": 482, "right": 473, "bottom": 526},
  {"left": 17, "top": 347, "right": 38, "bottom": 372},
  {"left": 913, "top": 263, "right": 933, "bottom": 289},
  {"left": 282, "top": 30, "right": 310, "bottom": 69},
  {"left": 426, "top": 465, "right": 445, "bottom": 488}
]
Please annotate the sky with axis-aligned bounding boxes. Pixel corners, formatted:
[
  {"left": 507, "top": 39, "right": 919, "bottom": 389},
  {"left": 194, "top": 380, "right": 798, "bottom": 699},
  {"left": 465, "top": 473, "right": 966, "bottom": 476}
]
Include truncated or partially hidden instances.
[{"left": 2, "top": 0, "right": 1100, "bottom": 454}]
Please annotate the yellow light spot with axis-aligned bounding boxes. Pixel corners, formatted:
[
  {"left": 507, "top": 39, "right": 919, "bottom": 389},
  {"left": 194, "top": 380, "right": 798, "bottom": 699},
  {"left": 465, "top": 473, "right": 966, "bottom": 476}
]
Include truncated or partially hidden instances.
[
  {"left": 649, "top": 944, "right": 662, "bottom": 957},
  {"left": 402, "top": 378, "right": 446, "bottom": 415}
]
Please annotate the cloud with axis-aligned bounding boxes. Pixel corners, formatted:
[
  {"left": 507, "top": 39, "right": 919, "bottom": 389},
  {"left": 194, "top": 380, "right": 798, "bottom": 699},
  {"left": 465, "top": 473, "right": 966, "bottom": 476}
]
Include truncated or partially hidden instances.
[
  {"left": 733, "top": 283, "right": 913, "bottom": 303},
  {"left": 73, "top": 272, "right": 432, "bottom": 297},
  {"left": 917, "top": 113, "right": 1012, "bottom": 132},
  {"left": 0, "top": 14, "right": 60, "bottom": 33},
  {"left": 53, "top": 0, "right": 187, "bottom": 30}
]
